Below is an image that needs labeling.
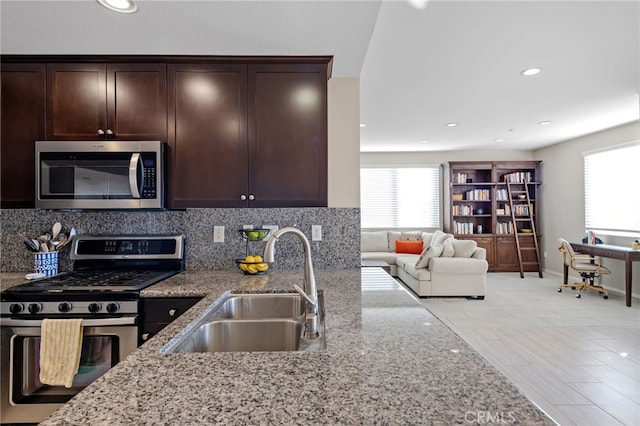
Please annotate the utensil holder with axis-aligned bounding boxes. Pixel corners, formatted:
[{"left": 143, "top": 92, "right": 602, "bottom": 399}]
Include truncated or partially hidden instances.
[{"left": 34, "top": 251, "right": 58, "bottom": 277}]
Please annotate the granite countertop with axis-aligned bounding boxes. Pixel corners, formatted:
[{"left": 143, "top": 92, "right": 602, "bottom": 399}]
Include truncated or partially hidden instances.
[{"left": 2, "top": 269, "right": 553, "bottom": 425}]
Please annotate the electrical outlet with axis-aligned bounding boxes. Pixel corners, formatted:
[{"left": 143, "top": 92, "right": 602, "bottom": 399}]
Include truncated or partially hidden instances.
[
  {"left": 243, "top": 224, "right": 253, "bottom": 230},
  {"left": 262, "top": 225, "right": 279, "bottom": 238},
  {"left": 312, "top": 225, "right": 322, "bottom": 241},
  {"left": 213, "top": 226, "right": 225, "bottom": 243}
]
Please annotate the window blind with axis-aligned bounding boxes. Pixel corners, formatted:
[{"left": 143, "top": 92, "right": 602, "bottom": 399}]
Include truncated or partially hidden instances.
[
  {"left": 361, "top": 166, "right": 441, "bottom": 228},
  {"left": 584, "top": 143, "right": 640, "bottom": 234}
]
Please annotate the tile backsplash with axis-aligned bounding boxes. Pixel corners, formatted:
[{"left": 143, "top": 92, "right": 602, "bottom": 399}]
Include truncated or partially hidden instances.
[{"left": 1, "top": 208, "right": 361, "bottom": 273}]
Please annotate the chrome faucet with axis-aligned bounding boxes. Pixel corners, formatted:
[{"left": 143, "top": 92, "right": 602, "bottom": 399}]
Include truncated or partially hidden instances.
[{"left": 263, "top": 227, "right": 319, "bottom": 339}]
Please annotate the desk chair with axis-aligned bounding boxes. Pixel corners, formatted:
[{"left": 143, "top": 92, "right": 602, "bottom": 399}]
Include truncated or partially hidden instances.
[{"left": 558, "top": 238, "right": 609, "bottom": 299}]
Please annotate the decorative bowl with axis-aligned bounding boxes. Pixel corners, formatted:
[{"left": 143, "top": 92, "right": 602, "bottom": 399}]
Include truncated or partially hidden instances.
[
  {"left": 520, "top": 228, "right": 532, "bottom": 233},
  {"left": 239, "top": 229, "right": 269, "bottom": 241},
  {"left": 235, "top": 258, "right": 269, "bottom": 275}
]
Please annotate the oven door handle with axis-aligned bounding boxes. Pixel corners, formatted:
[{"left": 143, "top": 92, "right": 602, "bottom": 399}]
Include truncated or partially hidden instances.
[
  {"left": 129, "top": 153, "right": 142, "bottom": 199},
  {"left": 0, "top": 317, "right": 137, "bottom": 327}
]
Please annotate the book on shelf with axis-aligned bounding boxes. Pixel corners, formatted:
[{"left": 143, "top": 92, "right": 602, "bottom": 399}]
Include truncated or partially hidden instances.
[
  {"left": 502, "top": 171, "right": 533, "bottom": 183},
  {"left": 496, "top": 222, "right": 514, "bottom": 234},
  {"left": 453, "top": 221, "right": 475, "bottom": 234},
  {"left": 453, "top": 204, "right": 474, "bottom": 215},
  {"left": 464, "top": 189, "right": 490, "bottom": 200}
]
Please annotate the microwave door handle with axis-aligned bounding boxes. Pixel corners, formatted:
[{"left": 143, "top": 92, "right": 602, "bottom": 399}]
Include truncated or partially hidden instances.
[{"left": 129, "top": 153, "right": 142, "bottom": 199}]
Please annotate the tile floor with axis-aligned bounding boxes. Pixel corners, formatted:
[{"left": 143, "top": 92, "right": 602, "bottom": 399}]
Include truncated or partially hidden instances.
[{"left": 411, "top": 272, "right": 640, "bottom": 426}]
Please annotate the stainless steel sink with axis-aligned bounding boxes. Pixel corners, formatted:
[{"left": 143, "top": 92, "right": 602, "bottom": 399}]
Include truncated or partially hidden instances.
[{"left": 162, "top": 291, "right": 326, "bottom": 353}]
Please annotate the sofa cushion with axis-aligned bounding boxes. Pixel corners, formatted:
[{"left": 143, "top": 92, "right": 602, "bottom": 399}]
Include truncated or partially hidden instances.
[
  {"left": 432, "top": 229, "right": 453, "bottom": 246},
  {"left": 387, "top": 231, "right": 401, "bottom": 251},
  {"left": 361, "top": 251, "right": 399, "bottom": 265},
  {"left": 452, "top": 239, "right": 478, "bottom": 258},
  {"left": 441, "top": 239, "right": 455, "bottom": 257},
  {"left": 400, "top": 259, "right": 432, "bottom": 281},
  {"left": 361, "top": 231, "right": 388, "bottom": 252},
  {"left": 400, "top": 231, "right": 422, "bottom": 242},
  {"left": 429, "top": 257, "right": 489, "bottom": 274},
  {"left": 422, "top": 233, "right": 433, "bottom": 247},
  {"left": 415, "top": 244, "right": 444, "bottom": 268},
  {"left": 395, "top": 240, "right": 423, "bottom": 254}
]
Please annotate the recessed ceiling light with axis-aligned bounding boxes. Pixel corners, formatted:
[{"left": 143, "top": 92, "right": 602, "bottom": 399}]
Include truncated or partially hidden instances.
[
  {"left": 360, "top": 123, "right": 366, "bottom": 128},
  {"left": 97, "top": 0, "right": 138, "bottom": 13},
  {"left": 446, "top": 122, "right": 457, "bottom": 127},
  {"left": 538, "top": 121, "right": 552, "bottom": 125},
  {"left": 420, "top": 139, "right": 430, "bottom": 144},
  {"left": 494, "top": 138, "right": 505, "bottom": 142},
  {"left": 520, "top": 67, "right": 541, "bottom": 76}
]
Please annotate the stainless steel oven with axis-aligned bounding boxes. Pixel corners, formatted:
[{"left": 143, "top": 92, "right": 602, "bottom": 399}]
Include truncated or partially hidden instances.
[
  {"left": 1, "top": 235, "right": 184, "bottom": 424},
  {"left": 0, "top": 315, "right": 138, "bottom": 424},
  {"left": 35, "top": 140, "right": 165, "bottom": 210}
]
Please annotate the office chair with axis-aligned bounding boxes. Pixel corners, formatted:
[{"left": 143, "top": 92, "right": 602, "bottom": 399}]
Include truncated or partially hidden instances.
[{"left": 557, "top": 238, "right": 609, "bottom": 299}]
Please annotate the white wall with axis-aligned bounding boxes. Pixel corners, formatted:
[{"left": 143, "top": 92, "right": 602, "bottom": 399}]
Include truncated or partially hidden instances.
[
  {"left": 328, "top": 77, "right": 360, "bottom": 208},
  {"left": 534, "top": 121, "right": 640, "bottom": 296}
]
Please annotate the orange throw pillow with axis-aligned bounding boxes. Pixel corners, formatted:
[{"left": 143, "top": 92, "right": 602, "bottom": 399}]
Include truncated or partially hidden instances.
[{"left": 395, "top": 240, "right": 423, "bottom": 254}]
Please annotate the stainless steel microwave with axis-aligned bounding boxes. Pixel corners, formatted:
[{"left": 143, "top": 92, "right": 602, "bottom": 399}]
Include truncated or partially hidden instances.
[{"left": 35, "top": 140, "right": 165, "bottom": 210}]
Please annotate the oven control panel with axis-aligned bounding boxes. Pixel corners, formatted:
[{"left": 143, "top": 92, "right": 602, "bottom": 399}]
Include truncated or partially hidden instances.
[{"left": 1, "top": 300, "right": 138, "bottom": 316}]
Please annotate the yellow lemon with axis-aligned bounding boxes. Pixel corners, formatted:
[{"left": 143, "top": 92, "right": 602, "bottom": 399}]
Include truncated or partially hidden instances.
[
  {"left": 239, "top": 263, "right": 248, "bottom": 272},
  {"left": 245, "top": 255, "right": 256, "bottom": 263},
  {"left": 254, "top": 255, "right": 263, "bottom": 262},
  {"left": 246, "top": 264, "right": 258, "bottom": 274},
  {"left": 256, "top": 263, "right": 269, "bottom": 272}
]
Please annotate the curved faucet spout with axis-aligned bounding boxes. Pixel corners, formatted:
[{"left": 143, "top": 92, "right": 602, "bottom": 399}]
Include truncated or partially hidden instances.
[
  {"left": 263, "top": 227, "right": 319, "bottom": 339},
  {"left": 263, "top": 227, "right": 317, "bottom": 306}
]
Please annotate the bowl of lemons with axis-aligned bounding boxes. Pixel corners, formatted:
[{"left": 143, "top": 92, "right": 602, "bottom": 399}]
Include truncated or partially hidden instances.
[{"left": 236, "top": 255, "right": 270, "bottom": 275}]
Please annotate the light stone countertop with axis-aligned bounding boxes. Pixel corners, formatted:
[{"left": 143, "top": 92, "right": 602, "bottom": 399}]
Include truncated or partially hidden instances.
[{"left": 3, "top": 269, "right": 554, "bottom": 425}]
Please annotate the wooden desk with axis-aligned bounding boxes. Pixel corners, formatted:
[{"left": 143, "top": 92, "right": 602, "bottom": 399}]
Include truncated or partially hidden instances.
[{"left": 567, "top": 243, "right": 640, "bottom": 307}]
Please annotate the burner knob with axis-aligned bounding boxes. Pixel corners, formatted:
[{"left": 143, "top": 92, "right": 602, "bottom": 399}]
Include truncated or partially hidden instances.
[
  {"left": 58, "top": 302, "right": 72, "bottom": 313},
  {"left": 88, "top": 303, "right": 102, "bottom": 313},
  {"left": 106, "top": 303, "right": 119, "bottom": 314},
  {"left": 9, "top": 303, "right": 24, "bottom": 314},
  {"left": 28, "top": 303, "right": 43, "bottom": 314}
]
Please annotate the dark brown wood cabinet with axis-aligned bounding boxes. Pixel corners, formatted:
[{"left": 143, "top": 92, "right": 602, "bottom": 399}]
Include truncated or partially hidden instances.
[
  {"left": 248, "top": 63, "right": 327, "bottom": 207},
  {"left": 1, "top": 63, "right": 46, "bottom": 208},
  {"left": 139, "top": 297, "right": 202, "bottom": 345},
  {"left": 46, "top": 63, "right": 167, "bottom": 141},
  {"left": 167, "top": 64, "right": 248, "bottom": 208},
  {"left": 444, "top": 161, "right": 541, "bottom": 272},
  {"left": 168, "top": 61, "right": 328, "bottom": 208}
]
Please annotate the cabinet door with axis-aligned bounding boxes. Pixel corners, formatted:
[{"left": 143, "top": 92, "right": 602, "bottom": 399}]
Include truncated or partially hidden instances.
[
  {"left": 1, "top": 64, "right": 45, "bottom": 208},
  {"left": 107, "top": 63, "right": 167, "bottom": 140},
  {"left": 167, "top": 64, "right": 248, "bottom": 208},
  {"left": 248, "top": 63, "right": 328, "bottom": 207},
  {"left": 46, "top": 63, "right": 107, "bottom": 139},
  {"left": 459, "top": 235, "right": 495, "bottom": 270}
]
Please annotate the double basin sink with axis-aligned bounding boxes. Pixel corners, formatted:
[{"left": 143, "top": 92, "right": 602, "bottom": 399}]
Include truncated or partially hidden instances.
[{"left": 163, "top": 291, "right": 326, "bottom": 353}]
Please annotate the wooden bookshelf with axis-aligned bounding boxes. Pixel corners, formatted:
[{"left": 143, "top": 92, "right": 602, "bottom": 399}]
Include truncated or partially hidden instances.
[{"left": 444, "top": 161, "right": 541, "bottom": 272}]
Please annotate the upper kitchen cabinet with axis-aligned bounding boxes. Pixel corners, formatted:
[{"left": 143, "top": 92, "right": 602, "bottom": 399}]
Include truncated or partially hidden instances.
[
  {"left": 46, "top": 63, "right": 167, "bottom": 141},
  {"left": 248, "top": 63, "right": 328, "bottom": 207},
  {"left": 167, "top": 58, "right": 329, "bottom": 208},
  {"left": 167, "top": 64, "right": 249, "bottom": 208},
  {"left": 1, "top": 63, "right": 46, "bottom": 208}
]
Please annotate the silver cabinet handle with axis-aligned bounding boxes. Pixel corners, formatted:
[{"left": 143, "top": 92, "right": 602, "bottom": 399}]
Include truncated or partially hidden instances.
[
  {"left": 249, "top": 194, "right": 255, "bottom": 200},
  {"left": 240, "top": 194, "right": 247, "bottom": 201},
  {"left": 169, "top": 309, "right": 177, "bottom": 317},
  {"left": 128, "top": 153, "right": 142, "bottom": 199},
  {"left": 106, "top": 129, "right": 114, "bottom": 135},
  {"left": 97, "top": 129, "right": 105, "bottom": 136}
]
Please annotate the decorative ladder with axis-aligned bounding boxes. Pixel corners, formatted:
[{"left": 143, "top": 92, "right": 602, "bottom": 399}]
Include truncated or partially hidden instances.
[{"left": 505, "top": 179, "right": 543, "bottom": 278}]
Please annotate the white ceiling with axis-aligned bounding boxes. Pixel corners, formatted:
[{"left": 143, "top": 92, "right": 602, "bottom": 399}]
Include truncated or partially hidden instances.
[{"left": 1, "top": 0, "right": 638, "bottom": 153}]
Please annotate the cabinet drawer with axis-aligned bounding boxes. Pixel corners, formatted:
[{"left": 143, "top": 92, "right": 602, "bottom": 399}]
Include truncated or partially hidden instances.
[{"left": 141, "top": 297, "right": 201, "bottom": 323}]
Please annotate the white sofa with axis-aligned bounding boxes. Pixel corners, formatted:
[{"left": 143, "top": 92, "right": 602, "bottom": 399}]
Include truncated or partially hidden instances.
[{"left": 361, "top": 230, "right": 488, "bottom": 298}]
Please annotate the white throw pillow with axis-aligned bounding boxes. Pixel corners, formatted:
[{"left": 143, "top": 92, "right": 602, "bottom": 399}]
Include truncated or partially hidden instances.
[
  {"left": 441, "top": 239, "right": 455, "bottom": 257},
  {"left": 415, "top": 244, "right": 444, "bottom": 268},
  {"left": 361, "top": 231, "right": 388, "bottom": 252},
  {"left": 387, "top": 231, "right": 402, "bottom": 252},
  {"left": 431, "top": 230, "right": 453, "bottom": 247},
  {"left": 452, "top": 239, "right": 478, "bottom": 258}
]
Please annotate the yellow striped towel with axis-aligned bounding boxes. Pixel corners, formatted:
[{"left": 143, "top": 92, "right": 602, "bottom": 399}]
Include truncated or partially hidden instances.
[{"left": 39, "top": 318, "right": 83, "bottom": 388}]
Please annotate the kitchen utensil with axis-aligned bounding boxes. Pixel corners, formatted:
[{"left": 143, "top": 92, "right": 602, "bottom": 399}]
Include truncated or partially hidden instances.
[
  {"left": 40, "top": 242, "right": 49, "bottom": 252},
  {"left": 54, "top": 234, "right": 68, "bottom": 250},
  {"left": 23, "top": 240, "right": 39, "bottom": 252},
  {"left": 52, "top": 222, "right": 62, "bottom": 239}
]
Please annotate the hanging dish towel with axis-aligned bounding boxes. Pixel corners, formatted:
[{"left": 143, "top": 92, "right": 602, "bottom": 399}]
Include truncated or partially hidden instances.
[{"left": 39, "top": 318, "right": 83, "bottom": 388}]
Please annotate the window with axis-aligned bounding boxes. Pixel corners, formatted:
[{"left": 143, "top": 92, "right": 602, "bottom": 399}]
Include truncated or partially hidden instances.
[
  {"left": 360, "top": 166, "right": 441, "bottom": 228},
  {"left": 584, "top": 142, "right": 640, "bottom": 235}
]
